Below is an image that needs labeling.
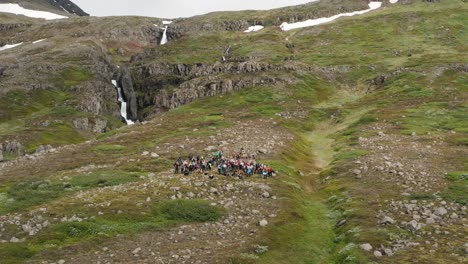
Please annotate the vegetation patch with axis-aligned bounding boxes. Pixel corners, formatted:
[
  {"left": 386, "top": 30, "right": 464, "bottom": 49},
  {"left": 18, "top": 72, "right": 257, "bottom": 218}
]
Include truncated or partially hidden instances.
[
  {"left": 441, "top": 171, "right": 468, "bottom": 205},
  {"left": 159, "top": 200, "right": 224, "bottom": 222},
  {"left": 0, "top": 171, "right": 140, "bottom": 214}
]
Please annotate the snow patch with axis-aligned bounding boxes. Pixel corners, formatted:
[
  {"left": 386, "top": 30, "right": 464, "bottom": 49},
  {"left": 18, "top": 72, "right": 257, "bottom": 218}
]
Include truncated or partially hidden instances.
[
  {"left": 244, "top": 25, "right": 264, "bottom": 33},
  {"left": 389, "top": 0, "right": 399, "bottom": 3},
  {"left": 33, "top": 39, "right": 46, "bottom": 44},
  {"left": 162, "top": 20, "right": 173, "bottom": 25},
  {"left": 0, "top": 3, "right": 68, "bottom": 20},
  {"left": 112, "top": 80, "right": 134, "bottom": 125},
  {"left": 280, "top": 2, "right": 382, "bottom": 31},
  {"left": 0, "top": 42, "right": 23, "bottom": 51}
]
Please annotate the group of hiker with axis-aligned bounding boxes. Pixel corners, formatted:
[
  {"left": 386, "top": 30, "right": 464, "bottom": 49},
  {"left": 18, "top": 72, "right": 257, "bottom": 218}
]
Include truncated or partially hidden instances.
[{"left": 173, "top": 149, "right": 275, "bottom": 180}]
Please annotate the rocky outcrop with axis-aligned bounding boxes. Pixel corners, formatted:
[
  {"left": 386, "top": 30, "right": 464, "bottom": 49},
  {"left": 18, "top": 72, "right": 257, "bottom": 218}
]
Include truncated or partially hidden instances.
[
  {"left": 35, "top": 144, "right": 53, "bottom": 154},
  {"left": 0, "top": 23, "right": 32, "bottom": 32},
  {"left": 137, "top": 61, "right": 298, "bottom": 79},
  {"left": 131, "top": 61, "right": 299, "bottom": 116},
  {"left": 72, "top": 117, "right": 108, "bottom": 133},
  {"left": 2, "top": 140, "right": 24, "bottom": 157},
  {"left": 154, "top": 75, "right": 295, "bottom": 111}
]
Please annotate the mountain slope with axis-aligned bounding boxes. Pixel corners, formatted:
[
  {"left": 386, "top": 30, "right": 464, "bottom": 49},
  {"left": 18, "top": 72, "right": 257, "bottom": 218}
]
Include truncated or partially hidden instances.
[
  {"left": 0, "top": 0, "right": 466, "bottom": 263},
  {"left": 0, "top": 0, "right": 88, "bottom": 16}
]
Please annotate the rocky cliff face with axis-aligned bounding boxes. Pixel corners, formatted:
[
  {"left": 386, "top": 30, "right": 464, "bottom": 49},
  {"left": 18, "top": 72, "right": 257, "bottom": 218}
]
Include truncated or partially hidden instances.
[{"left": 131, "top": 61, "right": 300, "bottom": 117}]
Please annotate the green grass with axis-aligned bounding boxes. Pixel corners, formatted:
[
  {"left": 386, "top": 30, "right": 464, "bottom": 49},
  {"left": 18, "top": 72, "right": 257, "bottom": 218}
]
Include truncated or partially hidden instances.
[
  {"left": 92, "top": 144, "right": 128, "bottom": 152},
  {"left": 0, "top": 171, "right": 141, "bottom": 214},
  {"left": 159, "top": 200, "right": 224, "bottom": 222},
  {"left": 441, "top": 171, "right": 468, "bottom": 205},
  {"left": 58, "top": 67, "right": 93, "bottom": 88}
]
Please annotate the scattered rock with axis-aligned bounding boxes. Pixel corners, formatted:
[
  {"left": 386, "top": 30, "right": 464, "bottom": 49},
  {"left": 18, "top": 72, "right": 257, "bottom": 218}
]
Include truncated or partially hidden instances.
[
  {"left": 379, "top": 216, "right": 395, "bottom": 225},
  {"left": 374, "top": 250, "right": 382, "bottom": 257},
  {"left": 360, "top": 243, "right": 373, "bottom": 251},
  {"left": 259, "top": 219, "right": 268, "bottom": 227},
  {"left": 434, "top": 207, "right": 447, "bottom": 216},
  {"left": 132, "top": 247, "right": 141, "bottom": 255}
]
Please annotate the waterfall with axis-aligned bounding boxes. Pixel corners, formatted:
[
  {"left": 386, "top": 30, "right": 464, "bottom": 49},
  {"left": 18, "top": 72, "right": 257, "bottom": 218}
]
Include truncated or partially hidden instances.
[
  {"left": 112, "top": 80, "right": 134, "bottom": 125},
  {"left": 160, "top": 26, "right": 168, "bottom": 45}
]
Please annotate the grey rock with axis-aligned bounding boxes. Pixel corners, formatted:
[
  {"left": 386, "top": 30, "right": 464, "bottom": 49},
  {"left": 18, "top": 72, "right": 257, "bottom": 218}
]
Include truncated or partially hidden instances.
[
  {"left": 360, "top": 243, "right": 373, "bottom": 251},
  {"left": 258, "top": 148, "right": 268, "bottom": 154},
  {"left": 383, "top": 248, "right": 393, "bottom": 256},
  {"left": 259, "top": 219, "right": 268, "bottom": 227},
  {"left": 434, "top": 207, "right": 447, "bottom": 216},
  {"left": 407, "top": 220, "right": 424, "bottom": 233},
  {"left": 379, "top": 216, "right": 395, "bottom": 225},
  {"left": 374, "top": 250, "right": 382, "bottom": 257},
  {"left": 262, "top": 191, "right": 270, "bottom": 198},
  {"left": 132, "top": 247, "right": 141, "bottom": 254}
]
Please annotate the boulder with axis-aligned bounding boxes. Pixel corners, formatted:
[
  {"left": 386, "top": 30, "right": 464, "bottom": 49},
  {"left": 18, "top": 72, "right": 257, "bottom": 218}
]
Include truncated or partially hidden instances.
[
  {"left": 259, "top": 219, "right": 268, "bottom": 227},
  {"left": 360, "top": 243, "right": 373, "bottom": 251},
  {"left": 434, "top": 207, "right": 447, "bottom": 216},
  {"left": 379, "top": 216, "right": 395, "bottom": 225}
]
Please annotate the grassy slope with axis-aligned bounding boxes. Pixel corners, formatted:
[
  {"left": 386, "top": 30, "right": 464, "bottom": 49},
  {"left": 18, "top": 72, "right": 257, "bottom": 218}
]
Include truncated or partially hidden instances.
[{"left": 0, "top": 0, "right": 467, "bottom": 263}]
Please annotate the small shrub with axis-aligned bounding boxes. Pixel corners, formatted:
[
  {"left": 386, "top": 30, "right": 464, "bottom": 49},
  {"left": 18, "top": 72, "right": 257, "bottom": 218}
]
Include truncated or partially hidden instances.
[{"left": 160, "top": 200, "right": 224, "bottom": 222}]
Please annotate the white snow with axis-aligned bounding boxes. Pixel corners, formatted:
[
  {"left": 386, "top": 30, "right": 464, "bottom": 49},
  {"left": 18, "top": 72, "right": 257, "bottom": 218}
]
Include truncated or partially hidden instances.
[
  {"left": 0, "top": 3, "right": 68, "bottom": 20},
  {"left": 0, "top": 42, "right": 23, "bottom": 51},
  {"left": 112, "top": 80, "right": 134, "bottom": 125},
  {"left": 162, "top": 20, "right": 173, "bottom": 25},
  {"left": 244, "top": 25, "right": 264, "bottom": 33},
  {"left": 33, "top": 39, "right": 46, "bottom": 44},
  {"left": 280, "top": 2, "right": 383, "bottom": 31},
  {"left": 160, "top": 26, "right": 169, "bottom": 45},
  {"left": 389, "top": 0, "right": 399, "bottom": 3}
]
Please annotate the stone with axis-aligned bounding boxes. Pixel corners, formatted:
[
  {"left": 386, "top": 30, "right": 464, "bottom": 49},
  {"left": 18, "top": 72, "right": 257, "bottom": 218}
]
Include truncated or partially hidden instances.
[
  {"left": 407, "top": 220, "right": 424, "bottom": 233},
  {"left": 10, "top": 237, "right": 20, "bottom": 243},
  {"left": 374, "top": 250, "right": 382, "bottom": 257},
  {"left": 258, "top": 148, "right": 268, "bottom": 154},
  {"left": 58, "top": 260, "right": 65, "bottom": 264},
  {"left": 383, "top": 248, "right": 393, "bottom": 256},
  {"left": 450, "top": 213, "right": 458, "bottom": 219},
  {"left": 379, "top": 216, "right": 395, "bottom": 225},
  {"left": 259, "top": 219, "right": 268, "bottom": 227},
  {"left": 150, "top": 152, "right": 159, "bottom": 158},
  {"left": 209, "top": 187, "right": 219, "bottom": 194},
  {"left": 360, "top": 243, "right": 373, "bottom": 251},
  {"left": 262, "top": 191, "right": 270, "bottom": 198},
  {"left": 142, "top": 151, "right": 150, "bottom": 156},
  {"left": 434, "top": 207, "right": 447, "bottom": 216},
  {"left": 426, "top": 218, "right": 436, "bottom": 224},
  {"left": 132, "top": 247, "right": 141, "bottom": 254}
]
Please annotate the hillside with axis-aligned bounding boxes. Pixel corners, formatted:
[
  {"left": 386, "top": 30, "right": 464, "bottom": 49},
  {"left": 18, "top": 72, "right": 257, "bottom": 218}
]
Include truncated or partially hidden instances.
[{"left": 0, "top": 0, "right": 467, "bottom": 263}]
